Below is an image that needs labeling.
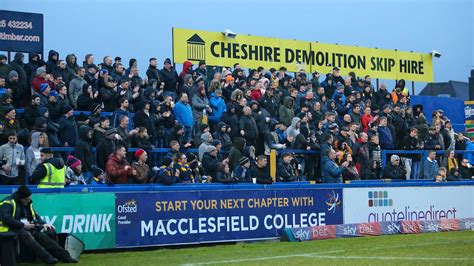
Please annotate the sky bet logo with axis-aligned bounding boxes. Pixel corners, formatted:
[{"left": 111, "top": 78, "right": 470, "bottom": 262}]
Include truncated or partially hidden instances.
[
  {"left": 117, "top": 199, "right": 138, "bottom": 213},
  {"left": 368, "top": 191, "right": 393, "bottom": 207}
]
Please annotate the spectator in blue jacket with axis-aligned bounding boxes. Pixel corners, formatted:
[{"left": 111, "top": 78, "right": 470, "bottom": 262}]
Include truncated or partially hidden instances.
[
  {"left": 377, "top": 116, "right": 394, "bottom": 150},
  {"left": 209, "top": 88, "right": 226, "bottom": 124},
  {"left": 322, "top": 148, "right": 349, "bottom": 183},
  {"left": 421, "top": 150, "right": 439, "bottom": 179},
  {"left": 173, "top": 93, "right": 194, "bottom": 142}
]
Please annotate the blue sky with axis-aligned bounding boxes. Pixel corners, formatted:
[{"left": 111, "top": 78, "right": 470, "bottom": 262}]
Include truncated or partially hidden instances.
[{"left": 1, "top": 0, "right": 473, "bottom": 93}]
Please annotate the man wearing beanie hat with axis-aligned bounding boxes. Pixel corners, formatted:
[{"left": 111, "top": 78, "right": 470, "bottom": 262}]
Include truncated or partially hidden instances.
[
  {"left": 160, "top": 57, "right": 178, "bottom": 100},
  {"left": 382, "top": 154, "right": 407, "bottom": 180},
  {"left": 234, "top": 156, "right": 252, "bottom": 182},
  {"left": 0, "top": 102, "right": 20, "bottom": 142},
  {"left": 38, "top": 83, "right": 51, "bottom": 106},
  {"left": 198, "top": 132, "right": 213, "bottom": 160},
  {"left": 90, "top": 166, "right": 105, "bottom": 184},
  {"left": 32, "top": 67, "right": 53, "bottom": 93},
  {"left": 58, "top": 105, "right": 78, "bottom": 147},
  {"left": 0, "top": 185, "right": 78, "bottom": 263},
  {"left": 132, "top": 149, "right": 150, "bottom": 184},
  {"left": 65, "top": 155, "right": 86, "bottom": 185}
]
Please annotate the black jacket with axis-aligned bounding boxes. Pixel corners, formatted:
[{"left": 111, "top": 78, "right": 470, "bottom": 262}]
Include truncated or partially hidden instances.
[
  {"left": 251, "top": 164, "right": 272, "bottom": 184},
  {"left": 381, "top": 164, "right": 407, "bottom": 180},
  {"left": 100, "top": 87, "right": 119, "bottom": 112},
  {"left": 0, "top": 194, "right": 44, "bottom": 232},
  {"left": 146, "top": 65, "right": 161, "bottom": 82},
  {"left": 277, "top": 160, "right": 298, "bottom": 182},
  {"left": 58, "top": 115, "right": 78, "bottom": 146},
  {"left": 46, "top": 50, "right": 59, "bottom": 74},
  {"left": 96, "top": 138, "right": 115, "bottom": 170},
  {"left": 8, "top": 53, "right": 28, "bottom": 95},
  {"left": 75, "top": 126, "right": 94, "bottom": 172},
  {"left": 239, "top": 115, "right": 258, "bottom": 142},
  {"left": 133, "top": 110, "right": 156, "bottom": 138},
  {"left": 159, "top": 67, "right": 178, "bottom": 92},
  {"left": 202, "top": 153, "right": 220, "bottom": 179}
]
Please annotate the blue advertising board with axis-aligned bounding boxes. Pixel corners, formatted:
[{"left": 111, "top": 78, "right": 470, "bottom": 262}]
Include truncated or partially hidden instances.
[
  {"left": 115, "top": 188, "right": 343, "bottom": 247},
  {"left": 0, "top": 10, "right": 44, "bottom": 53}
]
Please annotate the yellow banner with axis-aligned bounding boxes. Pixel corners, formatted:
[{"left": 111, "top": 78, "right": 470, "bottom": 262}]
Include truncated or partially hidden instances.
[{"left": 173, "top": 28, "right": 434, "bottom": 82}]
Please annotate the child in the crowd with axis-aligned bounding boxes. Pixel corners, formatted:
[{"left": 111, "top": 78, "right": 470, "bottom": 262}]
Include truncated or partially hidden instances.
[{"left": 91, "top": 166, "right": 106, "bottom": 185}]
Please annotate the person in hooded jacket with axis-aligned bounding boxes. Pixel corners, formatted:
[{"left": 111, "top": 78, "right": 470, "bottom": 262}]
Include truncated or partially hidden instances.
[
  {"left": 198, "top": 132, "right": 213, "bottom": 160},
  {"left": 45, "top": 50, "right": 59, "bottom": 74},
  {"left": 25, "top": 132, "right": 49, "bottom": 180},
  {"left": 279, "top": 96, "right": 295, "bottom": 127},
  {"left": 209, "top": 89, "right": 227, "bottom": 124},
  {"left": 179, "top": 61, "right": 194, "bottom": 80},
  {"left": 65, "top": 54, "right": 79, "bottom": 82},
  {"left": 74, "top": 125, "right": 94, "bottom": 178},
  {"left": 58, "top": 105, "right": 78, "bottom": 147},
  {"left": 24, "top": 53, "right": 45, "bottom": 87},
  {"left": 8, "top": 52, "right": 28, "bottom": 97},
  {"left": 228, "top": 137, "right": 246, "bottom": 170},
  {"left": 221, "top": 103, "right": 239, "bottom": 140},
  {"left": 212, "top": 122, "right": 233, "bottom": 151}
]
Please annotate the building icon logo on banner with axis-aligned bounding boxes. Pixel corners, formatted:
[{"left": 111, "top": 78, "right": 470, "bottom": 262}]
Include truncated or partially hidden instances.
[
  {"left": 187, "top": 34, "right": 205, "bottom": 61},
  {"left": 368, "top": 191, "right": 393, "bottom": 207}
]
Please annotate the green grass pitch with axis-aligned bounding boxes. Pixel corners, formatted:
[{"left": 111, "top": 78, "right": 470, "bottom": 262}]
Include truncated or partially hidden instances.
[{"left": 77, "top": 231, "right": 474, "bottom": 265}]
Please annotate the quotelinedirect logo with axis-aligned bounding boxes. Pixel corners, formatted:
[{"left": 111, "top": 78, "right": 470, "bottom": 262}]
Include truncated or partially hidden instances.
[
  {"left": 326, "top": 191, "right": 341, "bottom": 213},
  {"left": 117, "top": 199, "right": 138, "bottom": 213},
  {"left": 368, "top": 191, "right": 393, "bottom": 207},
  {"left": 187, "top": 34, "right": 206, "bottom": 61}
]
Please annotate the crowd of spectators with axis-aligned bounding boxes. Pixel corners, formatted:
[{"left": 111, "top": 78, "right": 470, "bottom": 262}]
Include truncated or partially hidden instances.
[{"left": 0, "top": 50, "right": 473, "bottom": 186}]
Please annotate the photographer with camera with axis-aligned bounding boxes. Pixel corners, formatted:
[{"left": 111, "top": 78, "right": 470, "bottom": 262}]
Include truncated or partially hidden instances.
[{"left": 0, "top": 185, "right": 77, "bottom": 263}]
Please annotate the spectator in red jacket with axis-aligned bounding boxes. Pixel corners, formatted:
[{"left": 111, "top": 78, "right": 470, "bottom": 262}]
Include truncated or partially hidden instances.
[
  {"left": 105, "top": 145, "right": 136, "bottom": 184},
  {"left": 31, "top": 67, "right": 54, "bottom": 93}
]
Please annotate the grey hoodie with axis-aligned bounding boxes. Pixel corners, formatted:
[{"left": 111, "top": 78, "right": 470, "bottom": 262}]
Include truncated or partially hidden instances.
[
  {"left": 26, "top": 132, "right": 44, "bottom": 177},
  {"left": 198, "top": 132, "right": 212, "bottom": 160},
  {"left": 286, "top": 117, "right": 301, "bottom": 138}
]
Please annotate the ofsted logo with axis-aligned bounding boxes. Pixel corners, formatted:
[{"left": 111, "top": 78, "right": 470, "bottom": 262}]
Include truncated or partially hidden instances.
[{"left": 117, "top": 199, "right": 138, "bottom": 213}]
